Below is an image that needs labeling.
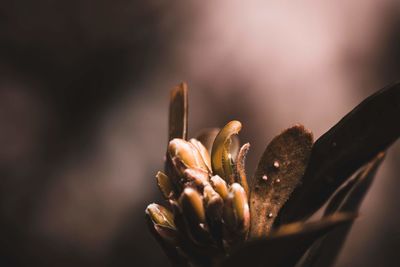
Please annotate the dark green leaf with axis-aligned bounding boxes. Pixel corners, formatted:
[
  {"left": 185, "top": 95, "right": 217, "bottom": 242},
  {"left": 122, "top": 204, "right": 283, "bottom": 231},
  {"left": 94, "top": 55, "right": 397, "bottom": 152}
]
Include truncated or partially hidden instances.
[
  {"left": 279, "top": 83, "right": 400, "bottom": 223},
  {"left": 249, "top": 125, "right": 313, "bottom": 238}
]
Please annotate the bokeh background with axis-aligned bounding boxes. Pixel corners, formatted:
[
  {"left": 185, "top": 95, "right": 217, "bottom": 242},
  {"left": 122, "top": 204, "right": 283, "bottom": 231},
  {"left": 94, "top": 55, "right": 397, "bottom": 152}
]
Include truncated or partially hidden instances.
[{"left": 0, "top": 1, "right": 399, "bottom": 266}]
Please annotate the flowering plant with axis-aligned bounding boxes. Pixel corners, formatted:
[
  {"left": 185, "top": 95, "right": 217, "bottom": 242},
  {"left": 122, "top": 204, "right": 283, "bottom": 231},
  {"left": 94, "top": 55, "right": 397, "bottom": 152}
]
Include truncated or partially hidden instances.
[{"left": 146, "top": 83, "right": 399, "bottom": 267}]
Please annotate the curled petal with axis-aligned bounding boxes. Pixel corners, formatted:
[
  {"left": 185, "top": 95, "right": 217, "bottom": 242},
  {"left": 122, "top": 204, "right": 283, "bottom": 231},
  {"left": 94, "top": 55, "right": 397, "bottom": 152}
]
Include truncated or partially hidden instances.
[{"left": 211, "top": 120, "right": 242, "bottom": 182}]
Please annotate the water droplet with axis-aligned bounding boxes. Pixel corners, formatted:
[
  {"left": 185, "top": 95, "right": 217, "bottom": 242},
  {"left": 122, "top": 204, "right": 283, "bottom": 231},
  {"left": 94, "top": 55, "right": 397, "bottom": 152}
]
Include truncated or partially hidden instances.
[
  {"left": 273, "top": 161, "right": 280, "bottom": 169},
  {"left": 275, "top": 178, "right": 281, "bottom": 183},
  {"left": 262, "top": 175, "right": 268, "bottom": 181},
  {"left": 199, "top": 223, "right": 206, "bottom": 229},
  {"left": 267, "top": 212, "right": 273, "bottom": 218}
]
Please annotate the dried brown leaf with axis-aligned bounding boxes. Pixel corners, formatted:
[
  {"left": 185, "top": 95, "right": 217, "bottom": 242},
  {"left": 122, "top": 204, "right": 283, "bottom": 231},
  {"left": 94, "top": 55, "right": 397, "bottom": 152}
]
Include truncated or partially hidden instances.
[{"left": 249, "top": 125, "right": 313, "bottom": 238}]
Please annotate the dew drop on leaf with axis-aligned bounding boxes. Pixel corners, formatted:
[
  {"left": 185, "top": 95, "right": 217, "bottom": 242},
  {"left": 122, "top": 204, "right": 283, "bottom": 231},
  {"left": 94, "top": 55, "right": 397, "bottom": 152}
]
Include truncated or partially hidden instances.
[{"left": 273, "top": 161, "right": 280, "bottom": 169}]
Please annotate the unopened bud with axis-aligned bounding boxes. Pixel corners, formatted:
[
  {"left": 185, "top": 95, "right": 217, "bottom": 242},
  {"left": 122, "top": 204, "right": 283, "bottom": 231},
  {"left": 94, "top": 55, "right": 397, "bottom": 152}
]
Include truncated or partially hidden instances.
[
  {"left": 156, "top": 171, "right": 175, "bottom": 199},
  {"left": 190, "top": 138, "right": 212, "bottom": 173},
  {"left": 169, "top": 139, "right": 209, "bottom": 174},
  {"left": 223, "top": 183, "right": 250, "bottom": 234},
  {"left": 210, "top": 175, "right": 229, "bottom": 200}
]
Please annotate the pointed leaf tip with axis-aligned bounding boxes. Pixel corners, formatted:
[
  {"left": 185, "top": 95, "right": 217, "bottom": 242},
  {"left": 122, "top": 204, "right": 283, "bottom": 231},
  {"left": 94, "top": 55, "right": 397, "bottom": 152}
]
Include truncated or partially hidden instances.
[{"left": 169, "top": 82, "right": 188, "bottom": 141}]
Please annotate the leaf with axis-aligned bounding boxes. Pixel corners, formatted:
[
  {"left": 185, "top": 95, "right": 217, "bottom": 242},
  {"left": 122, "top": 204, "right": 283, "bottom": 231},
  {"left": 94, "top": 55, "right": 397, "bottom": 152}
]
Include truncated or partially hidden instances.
[
  {"left": 222, "top": 213, "right": 355, "bottom": 267},
  {"left": 325, "top": 152, "right": 385, "bottom": 216},
  {"left": 323, "top": 176, "right": 359, "bottom": 216},
  {"left": 249, "top": 125, "right": 313, "bottom": 238},
  {"left": 279, "top": 83, "right": 400, "bottom": 223},
  {"left": 165, "top": 83, "right": 189, "bottom": 187},
  {"left": 298, "top": 153, "right": 385, "bottom": 267},
  {"left": 169, "top": 82, "right": 188, "bottom": 141}
]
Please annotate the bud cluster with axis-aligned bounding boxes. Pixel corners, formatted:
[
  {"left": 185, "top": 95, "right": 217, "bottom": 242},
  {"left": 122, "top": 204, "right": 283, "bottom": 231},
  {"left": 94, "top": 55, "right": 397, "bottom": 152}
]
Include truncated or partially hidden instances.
[{"left": 146, "top": 121, "right": 250, "bottom": 265}]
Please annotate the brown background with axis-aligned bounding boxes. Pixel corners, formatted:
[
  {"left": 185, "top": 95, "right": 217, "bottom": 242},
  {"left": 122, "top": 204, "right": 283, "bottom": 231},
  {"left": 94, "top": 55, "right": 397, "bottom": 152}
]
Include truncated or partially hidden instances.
[{"left": 0, "top": 1, "right": 399, "bottom": 266}]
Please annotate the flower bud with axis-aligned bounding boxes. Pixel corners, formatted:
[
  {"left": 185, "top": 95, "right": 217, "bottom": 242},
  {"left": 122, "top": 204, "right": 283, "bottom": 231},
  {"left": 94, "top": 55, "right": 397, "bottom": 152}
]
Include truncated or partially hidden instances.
[
  {"left": 183, "top": 168, "right": 209, "bottom": 188},
  {"left": 146, "top": 203, "right": 175, "bottom": 229},
  {"left": 223, "top": 183, "right": 250, "bottom": 234},
  {"left": 156, "top": 171, "right": 175, "bottom": 199},
  {"left": 179, "top": 188, "right": 214, "bottom": 245},
  {"left": 169, "top": 138, "right": 209, "bottom": 174},
  {"left": 210, "top": 175, "right": 229, "bottom": 200},
  {"left": 145, "top": 203, "right": 179, "bottom": 247},
  {"left": 190, "top": 138, "right": 212, "bottom": 173},
  {"left": 179, "top": 188, "right": 206, "bottom": 224}
]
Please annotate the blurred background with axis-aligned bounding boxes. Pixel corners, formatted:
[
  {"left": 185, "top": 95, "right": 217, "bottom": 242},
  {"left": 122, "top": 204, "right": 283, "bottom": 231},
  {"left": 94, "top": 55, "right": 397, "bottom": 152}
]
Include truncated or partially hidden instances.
[{"left": 0, "top": 0, "right": 399, "bottom": 266}]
